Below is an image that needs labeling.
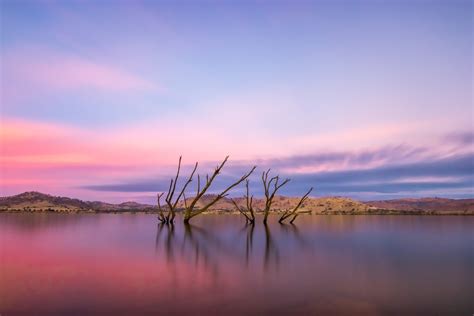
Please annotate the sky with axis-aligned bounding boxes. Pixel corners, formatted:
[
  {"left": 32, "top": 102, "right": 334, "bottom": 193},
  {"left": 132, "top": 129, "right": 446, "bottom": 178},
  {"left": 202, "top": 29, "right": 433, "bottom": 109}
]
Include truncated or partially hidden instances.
[{"left": 1, "top": 0, "right": 473, "bottom": 203}]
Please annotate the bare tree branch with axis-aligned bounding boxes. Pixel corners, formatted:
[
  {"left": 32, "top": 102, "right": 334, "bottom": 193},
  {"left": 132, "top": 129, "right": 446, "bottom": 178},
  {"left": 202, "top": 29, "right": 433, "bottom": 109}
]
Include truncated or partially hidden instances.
[
  {"left": 168, "top": 156, "right": 182, "bottom": 203},
  {"left": 231, "top": 198, "right": 251, "bottom": 223},
  {"left": 232, "top": 179, "right": 255, "bottom": 224},
  {"left": 182, "top": 192, "right": 188, "bottom": 209},
  {"left": 262, "top": 169, "right": 290, "bottom": 224},
  {"left": 279, "top": 187, "right": 313, "bottom": 223},
  {"left": 170, "top": 162, "right": 198, "bottom": 222},
  {"left": 183, "top": 157, "right": 256, "bottom": 223},
  {"left": 159, "top": 156, "right": 198, "bottom": 224},
  {"left": 157, "top": 192, "right": 165, "bottom": 223}
]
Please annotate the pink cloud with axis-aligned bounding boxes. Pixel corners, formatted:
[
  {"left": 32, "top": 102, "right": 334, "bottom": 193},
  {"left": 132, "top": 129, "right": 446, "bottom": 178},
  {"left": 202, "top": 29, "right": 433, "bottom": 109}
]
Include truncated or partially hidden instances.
[
  {"left": 2, "top": 117, "right": 467, "bottom": 175},
  {"left": 0, "top": 116, "right": 273, "bottom": 199},
  {"left": 1, "top": 47, "right": 160, "bottom": 102},
  {"left": 0, "top": 118, "right": 225, "bottom": 199},
  {"left": 1, "top": 116, "right": 470, "bottom": 202},
  {"left": 38, "top": 58, "right": 155, "bottom": 91}
]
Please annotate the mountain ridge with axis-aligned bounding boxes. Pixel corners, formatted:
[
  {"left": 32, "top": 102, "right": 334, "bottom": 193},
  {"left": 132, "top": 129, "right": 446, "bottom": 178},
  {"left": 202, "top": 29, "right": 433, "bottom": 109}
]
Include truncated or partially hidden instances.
[
  {"left": 1, "top": 191, "right": 473, "bottom": 215},
  {"left": 0, "top": 191, "right": 151, "bottom": 212}
]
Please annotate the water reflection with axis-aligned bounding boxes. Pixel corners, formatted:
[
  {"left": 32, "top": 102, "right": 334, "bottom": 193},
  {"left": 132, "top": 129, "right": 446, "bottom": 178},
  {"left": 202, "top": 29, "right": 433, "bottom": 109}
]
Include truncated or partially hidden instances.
[
  {"left": 154, "top": 221, "right": 293, "bottom": 274},
  {"left": 1, "top": 214, "right": 473, "bottom": 315},
  {"left": 279, "top": 223, "right": 313, "bottom": 250},
  {"left": 263, "top": 224, "right": 279, "bottom": 270},
  {"left": 244, "top": 223, "right": 254, "bottom": 266}
]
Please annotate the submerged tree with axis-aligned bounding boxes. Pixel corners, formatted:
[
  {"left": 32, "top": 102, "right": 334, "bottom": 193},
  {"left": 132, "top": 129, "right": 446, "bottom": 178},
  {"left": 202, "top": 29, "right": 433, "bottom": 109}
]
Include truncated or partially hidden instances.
[
  {"left": 157, "top": 157, "right": 315, "bottom": 225},
  {"left": 157, "top": 192, "right": 165, "bottom": 222},
  {"left": 231, "top": 179, "right": 255, "bottom": 224},
  {"left": 183, "top": 156, "right": 256, "bottom": 223},
  {"left": 158, "top": 156, "right": 198, "bottom": 224},
  {"left": 261, "top": 169, "right": 290, "bottom": 225},
  {"left": 278, "top": 187, "right": 313, "bottom": 224}
]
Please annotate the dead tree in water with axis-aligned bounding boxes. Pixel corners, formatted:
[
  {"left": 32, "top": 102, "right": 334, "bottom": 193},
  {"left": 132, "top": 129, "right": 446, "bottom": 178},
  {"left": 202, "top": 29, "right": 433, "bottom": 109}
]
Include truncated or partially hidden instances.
[
  {"left": 278, "top": 187, "right": 313, "bottom": 224},
  {"left": 159, "top": 156, "right": 198, "bottom": 224},
  {"left": 183, "top": 156, "right": 256, "bottom": 224},
  {"left": 262, "top": 169, "right": 290, "bottom": 225},
  {"left": 157, "top": 192, "right": 165, "bottom": 222},
  {"left": 231, "top": 179, "right": 255, "bottom": 224}
]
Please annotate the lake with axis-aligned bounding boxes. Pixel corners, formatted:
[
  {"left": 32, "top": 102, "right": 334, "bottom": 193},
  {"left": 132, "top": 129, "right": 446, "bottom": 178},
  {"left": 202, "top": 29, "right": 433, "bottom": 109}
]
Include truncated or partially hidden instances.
[{"left": 0, "top": 214, "right": 473, "bottom": 315}]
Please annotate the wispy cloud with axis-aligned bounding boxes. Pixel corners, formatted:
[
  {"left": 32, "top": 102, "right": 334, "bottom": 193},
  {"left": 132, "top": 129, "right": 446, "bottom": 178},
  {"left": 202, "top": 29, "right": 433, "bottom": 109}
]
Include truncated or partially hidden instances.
[
  {"left": 2, "top": 116, "right": 472, "bottom": 201},
  {"left": 444, "top": 131, "right": 474, "bottom": 146},
  {"left": 80, "top": 149, "right": 474, "bottom": 200},
  {"left": 1, "top": 47, "right": 160, "bottom": 106},
  {"left": 287, "top": 154, "right": 474, "bottom": 195},
  {"left": 250, "top": 145, "right": 430, "bottom": 173}
]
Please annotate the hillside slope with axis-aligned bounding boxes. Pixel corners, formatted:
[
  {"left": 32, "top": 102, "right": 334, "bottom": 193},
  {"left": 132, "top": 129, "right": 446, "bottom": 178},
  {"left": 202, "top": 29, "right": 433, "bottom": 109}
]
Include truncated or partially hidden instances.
[
  {"left": 1, "top": 192, "right": 473, "bottom": 215},
  {"left": 179, "top": 194, "right": 371, "bottom": 214},
  {"left": 365, "top": 198, "right": 474, "bottom": 212},
  {"left": 0, "top": 192, "right": 152, "bottom": 212}
]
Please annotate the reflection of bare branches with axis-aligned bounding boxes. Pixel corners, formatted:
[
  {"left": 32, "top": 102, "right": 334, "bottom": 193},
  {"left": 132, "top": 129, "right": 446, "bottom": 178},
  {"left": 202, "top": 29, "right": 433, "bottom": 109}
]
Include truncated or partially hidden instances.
[
  {"left": 156, "top": 221, "right": 258, "bottom": 277},
  {"left": 155, "top": 223, "right": 222, "bottom": 278},
  {"left": 165, "top": 223, "right": 175, "bottom": 263},
  {"left": 264, "top": 224, "right": 279, "bottom": 270},
  {"left": 154, "top": 220, "right": 316, "bottom": 278},
  {"left": 155, "top": 222, "right": 166, "bottom": 253},
  {"left": 184, "top": 223, "right": 220, "bottom": 278},
  {"left": 189, "top": 225, "right": 235, "bottom": 256},
  {"left": 245, "top": 224, "right": 254, "bottom": 267},
  {"left": 280, "top": 223, "right": 313, "bottom": 250}
]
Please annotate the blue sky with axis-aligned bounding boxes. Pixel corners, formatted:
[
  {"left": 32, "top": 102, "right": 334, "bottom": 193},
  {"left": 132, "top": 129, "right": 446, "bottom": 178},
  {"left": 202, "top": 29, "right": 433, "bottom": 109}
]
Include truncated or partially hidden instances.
[{"left": 1, "top": 0, "right": 472, "bottom": 202}]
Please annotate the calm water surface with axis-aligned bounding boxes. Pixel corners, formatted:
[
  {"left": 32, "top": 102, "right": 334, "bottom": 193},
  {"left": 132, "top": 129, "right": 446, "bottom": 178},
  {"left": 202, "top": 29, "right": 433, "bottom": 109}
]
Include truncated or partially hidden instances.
[{"left": 0, "top": 214, "right": 473, "bottom": 315}]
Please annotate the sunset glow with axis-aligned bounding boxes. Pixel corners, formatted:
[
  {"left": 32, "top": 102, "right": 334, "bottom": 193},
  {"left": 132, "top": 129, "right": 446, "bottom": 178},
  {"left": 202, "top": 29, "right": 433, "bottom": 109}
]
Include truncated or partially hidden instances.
[{"left": 1, "top": 1, "right": 472, "bottom": 202}]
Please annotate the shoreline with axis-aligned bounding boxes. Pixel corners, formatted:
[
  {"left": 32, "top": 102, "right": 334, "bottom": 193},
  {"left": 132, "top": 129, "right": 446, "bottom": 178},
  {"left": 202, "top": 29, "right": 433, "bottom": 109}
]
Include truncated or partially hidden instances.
[{"left": 1, "top": 209, "right": 473, "bottom": 216}]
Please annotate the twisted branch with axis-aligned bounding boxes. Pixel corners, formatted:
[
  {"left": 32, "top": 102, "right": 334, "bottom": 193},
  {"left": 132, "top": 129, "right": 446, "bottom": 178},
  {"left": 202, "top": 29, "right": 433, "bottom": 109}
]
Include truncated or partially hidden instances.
[
  {"left": 162, "top": 156, "right": 198, "bottom": 223},
  {"left": 183, "top": 157, "right": 256, "bottom": 223},
  {"left": 279, "top": 187, "right": 313, "bottom": 224},
  {"left": 262, "top": 169, "right": 290, "bottom": 224},
  {"left": 231, "top": 179, "right": 255, "bottom": 224}
]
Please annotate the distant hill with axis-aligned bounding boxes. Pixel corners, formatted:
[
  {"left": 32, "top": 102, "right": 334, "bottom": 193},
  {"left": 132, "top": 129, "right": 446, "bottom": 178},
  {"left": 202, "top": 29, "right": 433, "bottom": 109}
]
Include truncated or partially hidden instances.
[
  {"left": 0, "top": 191, "right": 152, "bottom": 212},
  {"left": 1, "top": 191, "right": 473, "bottom": 215},
  {"left": 1, "top": 192, "right": 370, "bottom": 214},
  {"left": 365, "top": 198, "right": 474, "bottom": 213},
  {"left": 178, "top": 194, "right": 370, "bottom": 214}
]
